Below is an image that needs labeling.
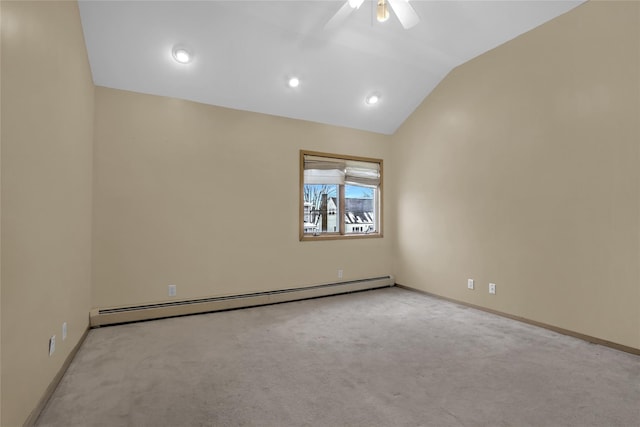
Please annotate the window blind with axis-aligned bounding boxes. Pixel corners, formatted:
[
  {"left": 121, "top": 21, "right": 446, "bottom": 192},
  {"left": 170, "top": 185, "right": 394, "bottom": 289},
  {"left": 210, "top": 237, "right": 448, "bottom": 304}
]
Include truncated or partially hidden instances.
[
  {"left": 303, "top": 155, "right": 345, "bottom": 185},
  {"left": 304, "top": 154, "right": 380, "bottom": 187},
  {"left": 345, "top": 160, "right": 380, "bottom": 187}
]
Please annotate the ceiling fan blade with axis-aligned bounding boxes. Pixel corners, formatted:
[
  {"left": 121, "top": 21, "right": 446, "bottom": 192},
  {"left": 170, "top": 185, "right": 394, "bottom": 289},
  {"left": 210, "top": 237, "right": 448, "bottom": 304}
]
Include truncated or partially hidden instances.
[
  {"left": 388, "top": 0, "right": 419, "bottom": 29},
  {"left": 324, "top": 1, "right": 356, "bottom": 31}
]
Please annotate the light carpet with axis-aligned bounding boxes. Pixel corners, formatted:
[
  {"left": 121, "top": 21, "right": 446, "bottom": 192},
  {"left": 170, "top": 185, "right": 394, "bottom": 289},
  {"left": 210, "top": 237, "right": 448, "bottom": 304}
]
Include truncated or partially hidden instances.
[{"left": 36, "top": 287, "right": 640, "bottom": 426}]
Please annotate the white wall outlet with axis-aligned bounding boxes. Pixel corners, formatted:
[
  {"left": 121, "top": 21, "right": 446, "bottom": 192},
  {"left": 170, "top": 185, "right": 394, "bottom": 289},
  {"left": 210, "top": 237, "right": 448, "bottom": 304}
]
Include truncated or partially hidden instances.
[
  {"left": 467, "top": 279, "right": 474, "bottom": 290},
  {"left": 489, "top": 283, "right": 496, "bottom": 295},
  {"left": 62, "top": 322, "right": 67, "bottom": 341},
  {"left": 49, "top": 335, "right": 56, "bottom": 356},
  {"left": 168, "top": 284, "right": 177, "bottom": 297},
  {"left": 338, "top": 269, "right": 343, "bottom": 279}
]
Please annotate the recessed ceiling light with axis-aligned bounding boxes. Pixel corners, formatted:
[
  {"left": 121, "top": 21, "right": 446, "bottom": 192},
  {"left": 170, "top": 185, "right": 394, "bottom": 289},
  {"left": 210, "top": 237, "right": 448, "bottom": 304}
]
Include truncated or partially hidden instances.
[
  {"left": 366, "top": 94, "right": 380, "bottom": 105},
  {"left": 172, "top": 47, "right": 191, "bottom": 64},
  {"left": 288, "top": 77, "right": 300, "bottom": 88}
]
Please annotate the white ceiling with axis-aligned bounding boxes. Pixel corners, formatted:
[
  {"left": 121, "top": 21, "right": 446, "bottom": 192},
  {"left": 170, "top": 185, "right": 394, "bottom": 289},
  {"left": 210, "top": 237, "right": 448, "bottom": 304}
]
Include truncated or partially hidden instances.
[{"left": 78, "top": 0, "right": 584, "bottom": 135}]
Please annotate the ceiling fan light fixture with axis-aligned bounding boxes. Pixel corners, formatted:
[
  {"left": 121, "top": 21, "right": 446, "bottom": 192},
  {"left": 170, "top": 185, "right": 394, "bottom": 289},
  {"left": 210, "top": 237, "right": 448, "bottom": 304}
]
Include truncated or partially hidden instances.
[{"left": 377, "top": 0, "right": 390, "bottom": 22}]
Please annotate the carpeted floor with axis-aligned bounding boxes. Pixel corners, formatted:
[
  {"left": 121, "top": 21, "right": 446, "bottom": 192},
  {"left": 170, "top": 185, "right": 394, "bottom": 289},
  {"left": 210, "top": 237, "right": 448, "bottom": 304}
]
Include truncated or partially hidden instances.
[{"left": 36, "top": 287, "right": 640, "bottom": 427}]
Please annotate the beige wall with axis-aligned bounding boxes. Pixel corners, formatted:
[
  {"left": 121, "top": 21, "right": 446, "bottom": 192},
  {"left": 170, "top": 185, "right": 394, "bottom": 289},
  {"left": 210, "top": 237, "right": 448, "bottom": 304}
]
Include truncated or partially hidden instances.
[
  {"left": 392, "top": 1, "right": 639, "bottom": 349},
  {"left": 92, "top": 87, "right": 393, "bottom": 308},
  {"left": 0, "top": 2, "right": 94, "bottom": 426}
]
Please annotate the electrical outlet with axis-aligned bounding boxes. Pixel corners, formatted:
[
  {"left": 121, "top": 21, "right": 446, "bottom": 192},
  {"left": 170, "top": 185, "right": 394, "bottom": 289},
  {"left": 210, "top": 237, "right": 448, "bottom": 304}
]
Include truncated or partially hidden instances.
[
  {"left": 467, "top": 279, "right": 474, "bottom": 290},
  {"left": 62, "top": 322, "right": 67, "bottom": 341},
  {"left": 49, "top": 335, "right": 56, "bottom": 356},
  {"left": 168, "top": 284, "right": 177, "bottom": 297},
  {"left": 489, "top": 283, "right": 496, "bottom": 295},
  {"left": 338, "top": 269, "right": 343, "bottom": 279}
]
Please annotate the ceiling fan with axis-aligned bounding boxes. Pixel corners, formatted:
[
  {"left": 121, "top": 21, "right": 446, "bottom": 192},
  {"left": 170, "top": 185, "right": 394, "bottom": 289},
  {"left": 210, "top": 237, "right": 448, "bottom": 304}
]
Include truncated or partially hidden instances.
[{"left": 325, "top": 0, "right": 420, "bottom": 31}]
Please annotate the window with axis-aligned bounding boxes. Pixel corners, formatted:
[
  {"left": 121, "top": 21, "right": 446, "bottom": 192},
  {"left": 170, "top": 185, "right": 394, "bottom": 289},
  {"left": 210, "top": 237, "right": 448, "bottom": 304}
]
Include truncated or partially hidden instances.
[{"left": 300, "top": 150, "right": 382, "bottom": 240}]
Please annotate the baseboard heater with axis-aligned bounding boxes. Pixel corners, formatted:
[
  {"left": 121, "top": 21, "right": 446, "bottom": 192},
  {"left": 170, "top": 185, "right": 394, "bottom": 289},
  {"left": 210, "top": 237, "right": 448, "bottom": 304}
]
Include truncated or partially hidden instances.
[{"left": 90, "top": 276, "right": 394, "bottom": 327}]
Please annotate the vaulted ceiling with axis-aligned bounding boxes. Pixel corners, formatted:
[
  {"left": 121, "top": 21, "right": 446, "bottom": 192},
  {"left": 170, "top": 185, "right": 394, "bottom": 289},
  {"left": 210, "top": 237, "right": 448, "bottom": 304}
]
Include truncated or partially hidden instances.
[{"left": 78, "top": 1, "right": 584, "bottom": 134}]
